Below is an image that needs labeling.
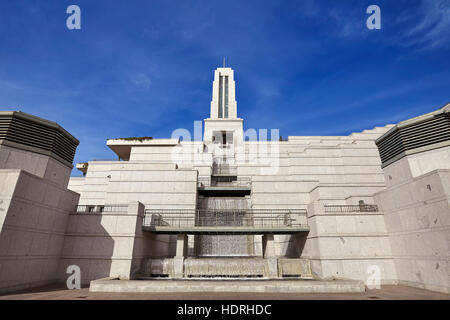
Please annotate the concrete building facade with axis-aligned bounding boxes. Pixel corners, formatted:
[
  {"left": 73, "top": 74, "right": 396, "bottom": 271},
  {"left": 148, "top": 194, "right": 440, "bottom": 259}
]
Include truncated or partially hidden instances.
[
  {"left": 0, "top": 67, "right": 449, "bottom": 294},
  {"left": 0, "top": 111, "right": 80, "bottom": 293},
  {"left": 374, "top": 106, "right": 450, "bottom": 293}
]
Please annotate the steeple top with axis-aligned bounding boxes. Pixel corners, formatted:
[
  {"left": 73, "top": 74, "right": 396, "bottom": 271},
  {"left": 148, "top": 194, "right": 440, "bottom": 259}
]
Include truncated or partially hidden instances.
[{"left": 209, "top": 67, "right": 238, "bottom": 119}]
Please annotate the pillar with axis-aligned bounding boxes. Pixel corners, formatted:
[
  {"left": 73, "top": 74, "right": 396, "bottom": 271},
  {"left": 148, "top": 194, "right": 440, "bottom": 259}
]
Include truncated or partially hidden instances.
[
  {"left": 176, "top": 234, "right": 188, "bottom": 257},
  {"left": 128, "top": 201, "right": 146, "bottom": 279},
  {"left": 173, "top": 234, "right": 188, "bottom": 278},
  {"left": 262, "top": 234, "right": 279, "bottom": 278},
  {"left": 110, "top": 201, "right": 145, "bottom": 280},
  {"left": 262, "top": 234, "right": 275, "bottom": 258},
  {"left": 294, "top": 233, "right": 307, "bottom": 258}
]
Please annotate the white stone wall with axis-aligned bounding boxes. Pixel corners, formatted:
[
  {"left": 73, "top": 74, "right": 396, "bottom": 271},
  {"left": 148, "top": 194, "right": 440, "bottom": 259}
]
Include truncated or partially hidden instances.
[
  {"left": 241, "top": 126, "right": 394, "bottom": 272},
  {"left": 0, "top": 144, "right": 72, "bottom": 187},
  {"left": 67, "top": 177, "right": 85, "bottom": 194},
  {"left": 407, "top": 146, "right": 450, "bottom": 177},
  {"left": 58, "top": 202, "right": 159, "bottom": 285},
  {"left": 68, "top": 160, "right": 198, "bottom": 259},
  {"left": 382, "top": 146, "right": 450, "bottom": 187},
  {"left": 70, "top": 161, "right": 198, "bottom": 209},
  {"left": 106, "top": 163, "right": 197, "bottom": 209},
  {"left": 68, "top": 125, "right": 396, "bottom": 281},
  {"left": 375, "top": 163, "right": 450, "bottom": 293},
  {"left": 0, "top": 169, "right": 79, "bottom": 294},
  {"left": 303, "top": 199, "right": 397, "bottom": 283}
]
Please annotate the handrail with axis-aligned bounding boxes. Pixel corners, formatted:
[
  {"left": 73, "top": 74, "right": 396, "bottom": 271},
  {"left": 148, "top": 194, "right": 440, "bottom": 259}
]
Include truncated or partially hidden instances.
[
  {"left": 212, "top": 165, "right": 237, "bottom": 175},
  {"left": 75, "top": 204, "right": 128, "bottom": 213},
  {"left": 143, "top": 209, "right": 307, "bottom": 228},
  {"left": 324, "top": 204, "right": 379, "bottom": 213},
  {"left": 144, "top": 209, "right": 307, "bottom": 214}
]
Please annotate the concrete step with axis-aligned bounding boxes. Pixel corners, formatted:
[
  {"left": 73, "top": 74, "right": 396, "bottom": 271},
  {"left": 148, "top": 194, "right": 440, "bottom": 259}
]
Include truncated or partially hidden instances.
[{"left": 90, "top": 278, "right": 365, "bottom": 293}]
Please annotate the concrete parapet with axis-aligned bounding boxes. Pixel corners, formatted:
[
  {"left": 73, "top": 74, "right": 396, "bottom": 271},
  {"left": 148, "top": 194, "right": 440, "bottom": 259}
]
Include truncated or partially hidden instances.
[
  {"left": 58, "top": 201, "right": 155, "bottom": 284},
  {"left": 304, "top": 200, "right": 397, "bottom": 283}
]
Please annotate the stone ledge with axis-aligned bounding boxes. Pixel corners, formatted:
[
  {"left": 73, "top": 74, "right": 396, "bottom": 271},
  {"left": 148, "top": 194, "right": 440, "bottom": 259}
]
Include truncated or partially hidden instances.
[{"left": 89, "top": 279, "right": 365, "bottom": 293}]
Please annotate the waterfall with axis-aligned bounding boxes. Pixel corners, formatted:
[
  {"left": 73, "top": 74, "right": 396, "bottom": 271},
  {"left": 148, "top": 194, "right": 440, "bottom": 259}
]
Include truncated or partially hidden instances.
[
  {"left": 199, "top": 197, "right": 249, "bottom": 210},
  {"left": 196, "top": 197, "right": 254, "bottom": 257}
]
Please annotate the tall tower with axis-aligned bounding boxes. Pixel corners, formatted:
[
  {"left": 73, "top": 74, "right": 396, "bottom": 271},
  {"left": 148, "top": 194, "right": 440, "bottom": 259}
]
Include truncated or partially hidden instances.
[
  {"left": 210, "top": 68, "right": 238, "bottom": 119},
  {"left": 204, "top": 67, "right": 243, "bottom": 145}
]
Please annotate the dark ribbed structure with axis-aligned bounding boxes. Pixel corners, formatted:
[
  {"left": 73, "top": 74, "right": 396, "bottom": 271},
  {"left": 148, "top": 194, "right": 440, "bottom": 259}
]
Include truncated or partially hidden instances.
[
  {"left": 0, "top": 111, "right": 79, "bottom": 165},
  {"left": 375, "top": 104, "right": 450, "bottom": 168}
]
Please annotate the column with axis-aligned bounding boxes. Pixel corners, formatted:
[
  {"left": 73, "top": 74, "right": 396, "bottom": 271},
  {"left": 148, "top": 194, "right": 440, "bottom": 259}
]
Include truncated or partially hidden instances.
[
  {"left": 173, "top": 234, "right": 188, "bottom": 278},
  {"left": 262, "top": 234, "right": 275, "bottom": 258},
  {"left": 262, "top": 234, "right": 279, "bottom": 278}
]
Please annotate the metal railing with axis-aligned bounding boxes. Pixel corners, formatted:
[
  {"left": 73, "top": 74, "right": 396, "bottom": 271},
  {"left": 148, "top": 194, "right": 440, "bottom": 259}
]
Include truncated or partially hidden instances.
[
  {"left": 197, "top": 177, "right": 210, "bottom": 187},
  {"left": 75, "top": 204, "right": 128, "bottom": 213},
  {"left": 76, "top": 158, "right": 124, "bottom": 162},
  {"left": 198, "top": 177, "right": 251, "bottom": 187},
  {"left": 212, "top": 164, "right": 237, "bottom": 175},
  {"left": 143, "top": 209, "right": 307, "bottom": 229},
  {"left": 324, "top": 204, "right": 379, "bottom": 213}
]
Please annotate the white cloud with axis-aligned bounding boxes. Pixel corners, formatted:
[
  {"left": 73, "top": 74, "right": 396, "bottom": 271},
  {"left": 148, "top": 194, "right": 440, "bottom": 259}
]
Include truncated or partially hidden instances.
[
  {"left": 130, "top": 73, "right": 152, "bottom": 89},
  {"left": 397, "top": 0, "right": 450, "bottom": 50}
]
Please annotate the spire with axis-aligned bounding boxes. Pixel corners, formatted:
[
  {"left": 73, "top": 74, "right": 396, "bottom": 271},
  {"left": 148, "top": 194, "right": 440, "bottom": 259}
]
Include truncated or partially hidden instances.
[{"left": 209, "top": 67, "right": 237, "bottom": 119}]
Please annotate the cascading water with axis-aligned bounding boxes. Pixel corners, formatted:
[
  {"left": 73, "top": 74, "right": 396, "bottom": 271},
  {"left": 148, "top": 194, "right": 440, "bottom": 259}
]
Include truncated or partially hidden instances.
[
  {"left": 196, "top": 197, "right": 254, "bottom": 257},
  {"left": 184, "top": 258, "right": 266, "bottom": 277}
]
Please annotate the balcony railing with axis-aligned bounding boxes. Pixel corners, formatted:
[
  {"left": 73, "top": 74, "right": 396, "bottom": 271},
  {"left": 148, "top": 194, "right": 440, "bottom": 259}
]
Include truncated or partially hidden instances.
[
  {"left": 198, "top": 177, "right": 251, "bottom": 188},
  {"left": 324, "top": 204, "right": 379, "bottom": 213},
  {"left": 143, "top": 209, "right": 308, "bottom": 233},
  {"left": 75, "top": 204, "right": 128, "bottom": 213},
  {"left": 212, "top": 164, "right": 237, "bottom": 175}
]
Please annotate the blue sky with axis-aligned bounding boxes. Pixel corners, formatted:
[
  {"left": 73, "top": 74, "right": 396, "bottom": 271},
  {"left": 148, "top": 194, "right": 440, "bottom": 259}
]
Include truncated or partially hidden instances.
[{"left": 0, "top": 0, "right": 449, "bottom": 176}]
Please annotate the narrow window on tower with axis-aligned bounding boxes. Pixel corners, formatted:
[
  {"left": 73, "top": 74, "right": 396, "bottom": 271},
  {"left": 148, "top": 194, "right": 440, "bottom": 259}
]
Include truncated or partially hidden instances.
[
  {"left": 224, "top": 76, "right": 229, "bottom": 118},
  {"left": 218, "top": 75, "right": 223, "bottom": 118}
]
